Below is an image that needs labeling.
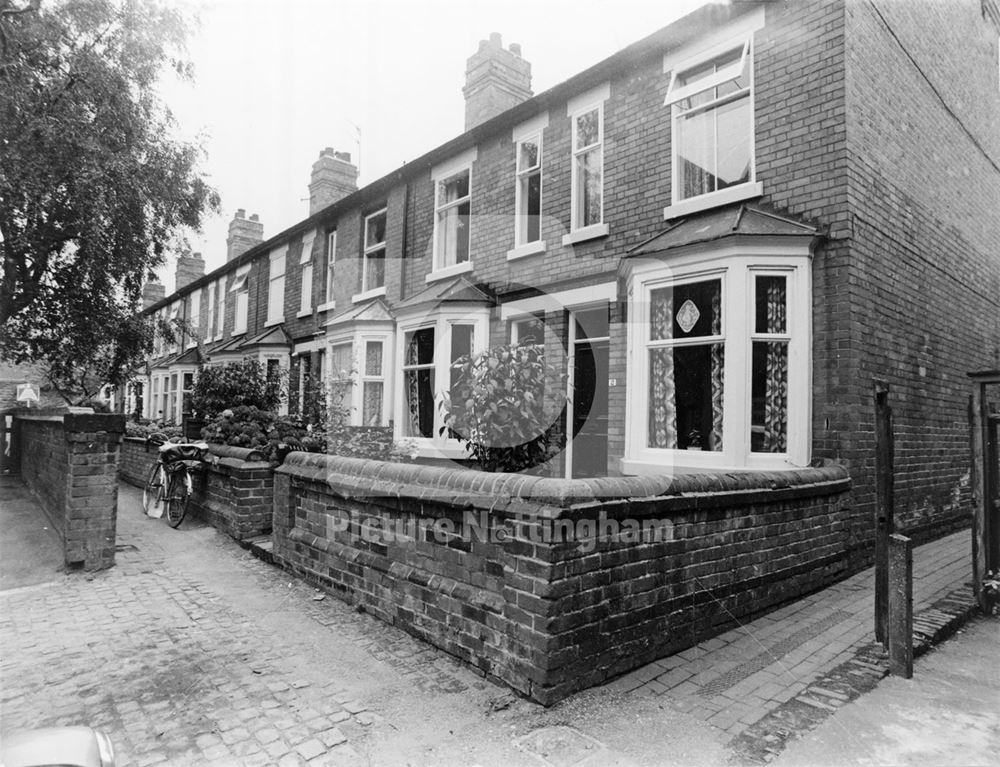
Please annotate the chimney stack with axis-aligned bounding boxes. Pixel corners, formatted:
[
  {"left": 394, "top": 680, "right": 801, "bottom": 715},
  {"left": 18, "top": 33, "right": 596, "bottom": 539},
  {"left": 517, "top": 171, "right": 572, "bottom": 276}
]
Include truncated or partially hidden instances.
[
  {"left": 309, "top": 148, "right": 359, "bottom": 215},
  {"left": 463, "top": 33, "right": 532, "bottom": 131},
  {"left": 142, "top": 279, "right": 166, "bottom": 310},
  {"left": 175, "top": 251, "right": 205, "bottom": 291},
  {"left": 227, "top": 209, "right": 264, "bottom": 262}
]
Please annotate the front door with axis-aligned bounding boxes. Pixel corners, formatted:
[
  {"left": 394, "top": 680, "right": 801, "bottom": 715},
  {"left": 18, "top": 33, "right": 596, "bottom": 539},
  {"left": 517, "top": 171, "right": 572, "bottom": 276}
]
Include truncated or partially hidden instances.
[{"left": 568, "top": 306, "right": 610, "bottom": 478}]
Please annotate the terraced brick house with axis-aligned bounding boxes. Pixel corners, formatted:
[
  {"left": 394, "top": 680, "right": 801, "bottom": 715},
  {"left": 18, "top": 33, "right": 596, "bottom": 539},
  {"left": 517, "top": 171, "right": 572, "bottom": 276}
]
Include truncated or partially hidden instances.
[{"left": 136, "top": 0, "right": 1000, "bottom": 568}]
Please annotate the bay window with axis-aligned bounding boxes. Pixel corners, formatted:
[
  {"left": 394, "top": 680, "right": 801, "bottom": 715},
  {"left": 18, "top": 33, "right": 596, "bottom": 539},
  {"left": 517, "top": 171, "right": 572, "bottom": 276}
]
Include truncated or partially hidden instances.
[
  {"left": 625, "top": 248, "right": 810, "bottom": 472},
  {"left": 395, "top": 309, "right": 489, "bottom": 455}
]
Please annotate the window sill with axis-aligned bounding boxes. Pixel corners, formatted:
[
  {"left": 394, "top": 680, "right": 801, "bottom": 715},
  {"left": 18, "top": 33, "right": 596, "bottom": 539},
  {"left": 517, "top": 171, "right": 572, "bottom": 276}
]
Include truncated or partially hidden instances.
[
  {"left": 425, "top": 261, "right": 473, "bottom": 283},
  {"left": 561, "top": 223, "right": 609, "bottom": 246},
  {"left": 506, "top": 240, "right": 546, "bottom": 261},
  {"left": 662, "top": 181, "right": 763, "bottom": 220},
  {"left": 620, "top": 452, "right": 797, "bottom": 476},
  {"left": 231, "top": 329, "right": 246, "bottom": 338},
  {"left": 264, "top": 318, "right": 283, "bottom": 328},
  {"left": 409, "top": 441, "right": 471, "bottom": 461},
  {"left": 317, "top": 301, "right": 336, "bottom": 313},
  {"left": 352, "top": 286, "right": 386, "bottom": 304},
  {"left": 296, "top": 309, "right": 313, "bottom": 319}
]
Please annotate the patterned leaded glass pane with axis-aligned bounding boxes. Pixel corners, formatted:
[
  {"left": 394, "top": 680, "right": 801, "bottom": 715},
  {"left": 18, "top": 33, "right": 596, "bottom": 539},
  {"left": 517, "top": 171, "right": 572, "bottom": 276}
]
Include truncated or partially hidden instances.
[
  {"left": 365, "top": 342, "right": 383, "bottom": 376},
  {"left": 362, "top": 381, "right": 383, "bottom": 426}
]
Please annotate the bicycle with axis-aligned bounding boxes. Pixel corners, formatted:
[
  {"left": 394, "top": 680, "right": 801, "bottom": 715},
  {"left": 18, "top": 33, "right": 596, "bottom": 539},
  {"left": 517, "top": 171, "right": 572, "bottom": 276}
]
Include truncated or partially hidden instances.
[{"left": 142, "top": 433, "right": 209, "bottom": 528}]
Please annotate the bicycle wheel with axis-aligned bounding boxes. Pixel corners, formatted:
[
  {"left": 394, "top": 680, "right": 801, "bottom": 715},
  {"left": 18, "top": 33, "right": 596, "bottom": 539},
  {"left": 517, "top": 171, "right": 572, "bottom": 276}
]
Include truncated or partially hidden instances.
[
  {"left": 165, "top": 469, "right": 191, "bottom": 528},
  {"left": 142, "top": 463, "right": 166, "bottom": 518}
]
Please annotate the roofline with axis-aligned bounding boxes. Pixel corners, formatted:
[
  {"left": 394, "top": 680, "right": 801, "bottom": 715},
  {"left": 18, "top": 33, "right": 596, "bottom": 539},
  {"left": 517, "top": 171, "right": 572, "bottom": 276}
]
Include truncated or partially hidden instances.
[{"left": 145, "top": 2, "right": 751, "bottom": 315}]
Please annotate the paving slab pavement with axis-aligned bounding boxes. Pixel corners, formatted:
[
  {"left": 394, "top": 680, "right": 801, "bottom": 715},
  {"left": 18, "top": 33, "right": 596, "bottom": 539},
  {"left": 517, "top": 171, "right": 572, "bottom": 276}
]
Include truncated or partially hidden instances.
[
  {"left": 0, "top": 476, "right": 980, "bottom": 766},
  {"left": 772, "top": 616, "right": 1000, "bottom": 767},
  {"left": 0, "top": 475, "right": 64, "bottom": 590}
]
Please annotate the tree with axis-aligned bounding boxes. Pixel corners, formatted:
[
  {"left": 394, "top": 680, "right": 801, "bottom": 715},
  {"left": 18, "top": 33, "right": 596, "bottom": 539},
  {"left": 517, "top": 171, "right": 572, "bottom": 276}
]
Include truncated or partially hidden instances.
[
  {"left": 0, "top": 0, "right": 218, "bottom": 399},
  {"left": 189, "top": 360, "right": 284, "bottom": 420},
  {"left": 441, "top": 342, "right": 566, "bottom": 473}
]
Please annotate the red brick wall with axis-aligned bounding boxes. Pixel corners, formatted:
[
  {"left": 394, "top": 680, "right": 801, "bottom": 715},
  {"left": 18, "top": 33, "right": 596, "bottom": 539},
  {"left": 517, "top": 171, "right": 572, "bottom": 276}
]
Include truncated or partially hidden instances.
[
  {"left": 119, "top": 439, "right": 273, "bottom": 540},
  {"left": 272, "top": 453, "right": 851, "bottom": 704},
  {"left": 17, "top": 412, "right": 123, "bottom": 571},
  {"left": 836, "top": 0, "right": 1000, "bottom": 562}
]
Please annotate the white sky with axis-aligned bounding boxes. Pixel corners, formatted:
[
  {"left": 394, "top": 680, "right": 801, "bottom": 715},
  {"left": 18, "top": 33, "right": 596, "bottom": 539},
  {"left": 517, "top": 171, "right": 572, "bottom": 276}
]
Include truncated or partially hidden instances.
[{"left": 159, "top": 0, "right": 711, "bottom": 290}]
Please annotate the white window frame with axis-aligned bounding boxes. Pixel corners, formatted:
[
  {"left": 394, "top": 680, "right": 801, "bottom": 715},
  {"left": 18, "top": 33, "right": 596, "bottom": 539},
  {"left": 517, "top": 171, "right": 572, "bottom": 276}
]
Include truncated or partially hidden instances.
[
  {"left": 662, "top": 9, "right": 765, "bottom": 220},
  {"left": 359, "top": 336, "right": 390, "bottom": 427},
  {"left": 206, "top": 281, "right": 217, "bottom": 341},
  {"left": 428, "top": 147, "right": 477, "bottom": 282},
  {"left": 319, "top": 230, "right": 337, "bottom": 312},
  {"left": 230, "top": 264, "right": 250, "bottom": 336},
  {"left": 563, "top": 82, "right": 610, "bottom": 246},
  {"left": 187, "top": 288, "right": 201, "bottom": 349},
  {"left": 324, "top": 328, "right": 395, "bottom": 428},
  {"left": 298, "top": 230, "right": 317, "bottom": 318},
  {"left": 623, "top": 243, "right": 811, "bottom": 474},
  {"left": 508, "top": 112, "right": 549, "bottom": 260},
  {"left": 265, "top": 245, "right": 288, "bottom": 327},
  {"left": 394, "top": 307, "right": 489, "bottom": 458},
  {"left": 168, "top": 302, "right": 180, "bottom": 353},
  {"left": 354, "top": 209, "right": 388, "bottom": 302},
  {"left": 214, "top": 277, "right": 225, "bottom": 340}
]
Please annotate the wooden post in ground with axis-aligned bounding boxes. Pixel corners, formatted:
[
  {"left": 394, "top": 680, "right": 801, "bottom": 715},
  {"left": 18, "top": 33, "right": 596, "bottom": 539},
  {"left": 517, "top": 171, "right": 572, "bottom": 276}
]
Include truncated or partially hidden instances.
[
  {"left": 887, "top": 533, "right": 913, "bottom": 678},
  {"left": 874, "top": 379, "right": 894, "bottom": 647}
]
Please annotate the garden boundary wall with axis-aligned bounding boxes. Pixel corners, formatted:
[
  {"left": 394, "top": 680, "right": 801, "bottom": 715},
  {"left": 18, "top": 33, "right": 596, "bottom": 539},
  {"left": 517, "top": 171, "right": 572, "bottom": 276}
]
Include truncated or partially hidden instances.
[
  {"left": 120, "top": 437, "right": 273, "bottom": 540},
  {"left": 272, "top": 454, "right": 852, "bottom": 704},
  {"left": 14, "top": 410, "right": 124, "bottom": 571}
]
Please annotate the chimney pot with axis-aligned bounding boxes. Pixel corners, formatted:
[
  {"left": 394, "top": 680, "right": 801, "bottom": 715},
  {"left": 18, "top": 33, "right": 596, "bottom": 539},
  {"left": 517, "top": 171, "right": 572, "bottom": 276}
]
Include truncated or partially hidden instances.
[
  {"left": 309, "top": 147, "right": 359, "bottom": 215},
  {"left": 463, "top": 34, "right": 532, "bottom": 131},
  {"left": 227, "top": 210, "right": 264, "bottom": 262}
]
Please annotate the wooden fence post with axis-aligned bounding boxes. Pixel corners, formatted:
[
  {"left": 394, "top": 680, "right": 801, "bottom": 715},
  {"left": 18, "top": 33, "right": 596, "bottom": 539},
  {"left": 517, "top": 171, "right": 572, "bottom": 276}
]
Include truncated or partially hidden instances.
[
  {"left": 874, "top": 379, "right": 894, "bottom": 647},
  {"left": 888, "top": 533, "right": 913, "bottom": 678}
]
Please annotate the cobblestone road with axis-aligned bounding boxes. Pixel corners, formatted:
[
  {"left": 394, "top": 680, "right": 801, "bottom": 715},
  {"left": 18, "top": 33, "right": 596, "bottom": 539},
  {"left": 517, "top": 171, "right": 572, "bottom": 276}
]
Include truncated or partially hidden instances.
[{"left": 0, "top": 478, "right": 977, "bottom": 766}]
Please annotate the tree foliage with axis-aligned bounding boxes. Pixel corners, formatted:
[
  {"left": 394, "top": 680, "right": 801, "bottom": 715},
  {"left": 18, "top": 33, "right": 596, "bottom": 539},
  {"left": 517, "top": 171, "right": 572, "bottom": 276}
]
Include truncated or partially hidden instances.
[
  {"left": 442, "top": 342, "right": 565, "bottom": 473},
  {"left": 0, "top": 0, "right": 218, "bottom": 396},
  {"left": 189, "top": 360, "right": 284, "bottom": 419}
]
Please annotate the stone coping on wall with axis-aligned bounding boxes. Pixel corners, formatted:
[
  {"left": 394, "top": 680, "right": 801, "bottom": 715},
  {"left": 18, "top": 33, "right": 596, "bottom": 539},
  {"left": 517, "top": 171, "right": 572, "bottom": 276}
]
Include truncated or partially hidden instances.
[
  {"left": 18, "top": 410, "right": 124, "bottom": 435},
  {"left": 277, "top": 452, "right": 850, "bottom": 517},
  {"left": 122, "top": 436, "right": 266, "bottom": 464}
]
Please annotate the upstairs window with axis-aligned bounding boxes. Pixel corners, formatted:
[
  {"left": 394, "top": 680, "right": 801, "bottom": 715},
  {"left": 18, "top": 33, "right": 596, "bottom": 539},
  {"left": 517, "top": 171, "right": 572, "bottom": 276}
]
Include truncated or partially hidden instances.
[
  {"left": 324, "top": 230, "right": 337, "bottom": 306},
  {"left": 206, "top": 281, "right": 217, "bottom": 340},
  {"left": 662, "top": 11, "right": 764, "bottom": 219},
  {"left": 230, "top": 265, "right": 250, "bottom": 335},
  {"left": 361, "top": 210, "right": 386, "bottom": 296},
  {"left": 187, "top": 289, "right": 201, "bottom": 348},
  {"left": 434, "top": 168, "right": 471, "bottom": 269},
  {"left": 299, "top": 231, "right": 316, "bottom": 316},
  {"left": 516, "top": 133, "right": 542, "bottom": 246},
  {"left": 571, "top": 105, "right": 603, "bottom": 230},
  {"left": 214, "top": 277, "right": 225, "bottom": 339},
  {"left": 266, "top": 246, "right": 287, "bottom": 326}
]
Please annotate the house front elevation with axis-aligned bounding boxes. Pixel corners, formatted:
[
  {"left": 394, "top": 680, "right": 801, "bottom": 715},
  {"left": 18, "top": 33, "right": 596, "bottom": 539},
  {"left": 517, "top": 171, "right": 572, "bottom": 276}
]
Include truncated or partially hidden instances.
[{"left": 137, "top": 0, "right": 1000, "bottom": 568}]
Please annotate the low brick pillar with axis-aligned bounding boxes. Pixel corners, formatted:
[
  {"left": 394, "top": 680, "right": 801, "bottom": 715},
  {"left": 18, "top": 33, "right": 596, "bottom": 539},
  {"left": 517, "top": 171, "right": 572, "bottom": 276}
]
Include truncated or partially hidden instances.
[
  {"left": 189, "top": 445, "right": 273, "bottom": 540},
  {"left": 16, "top": 410, "right": 124, "bottom": 571},
  {"left": 272, "top": 454, "right": 852, "bottom": 704}
]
